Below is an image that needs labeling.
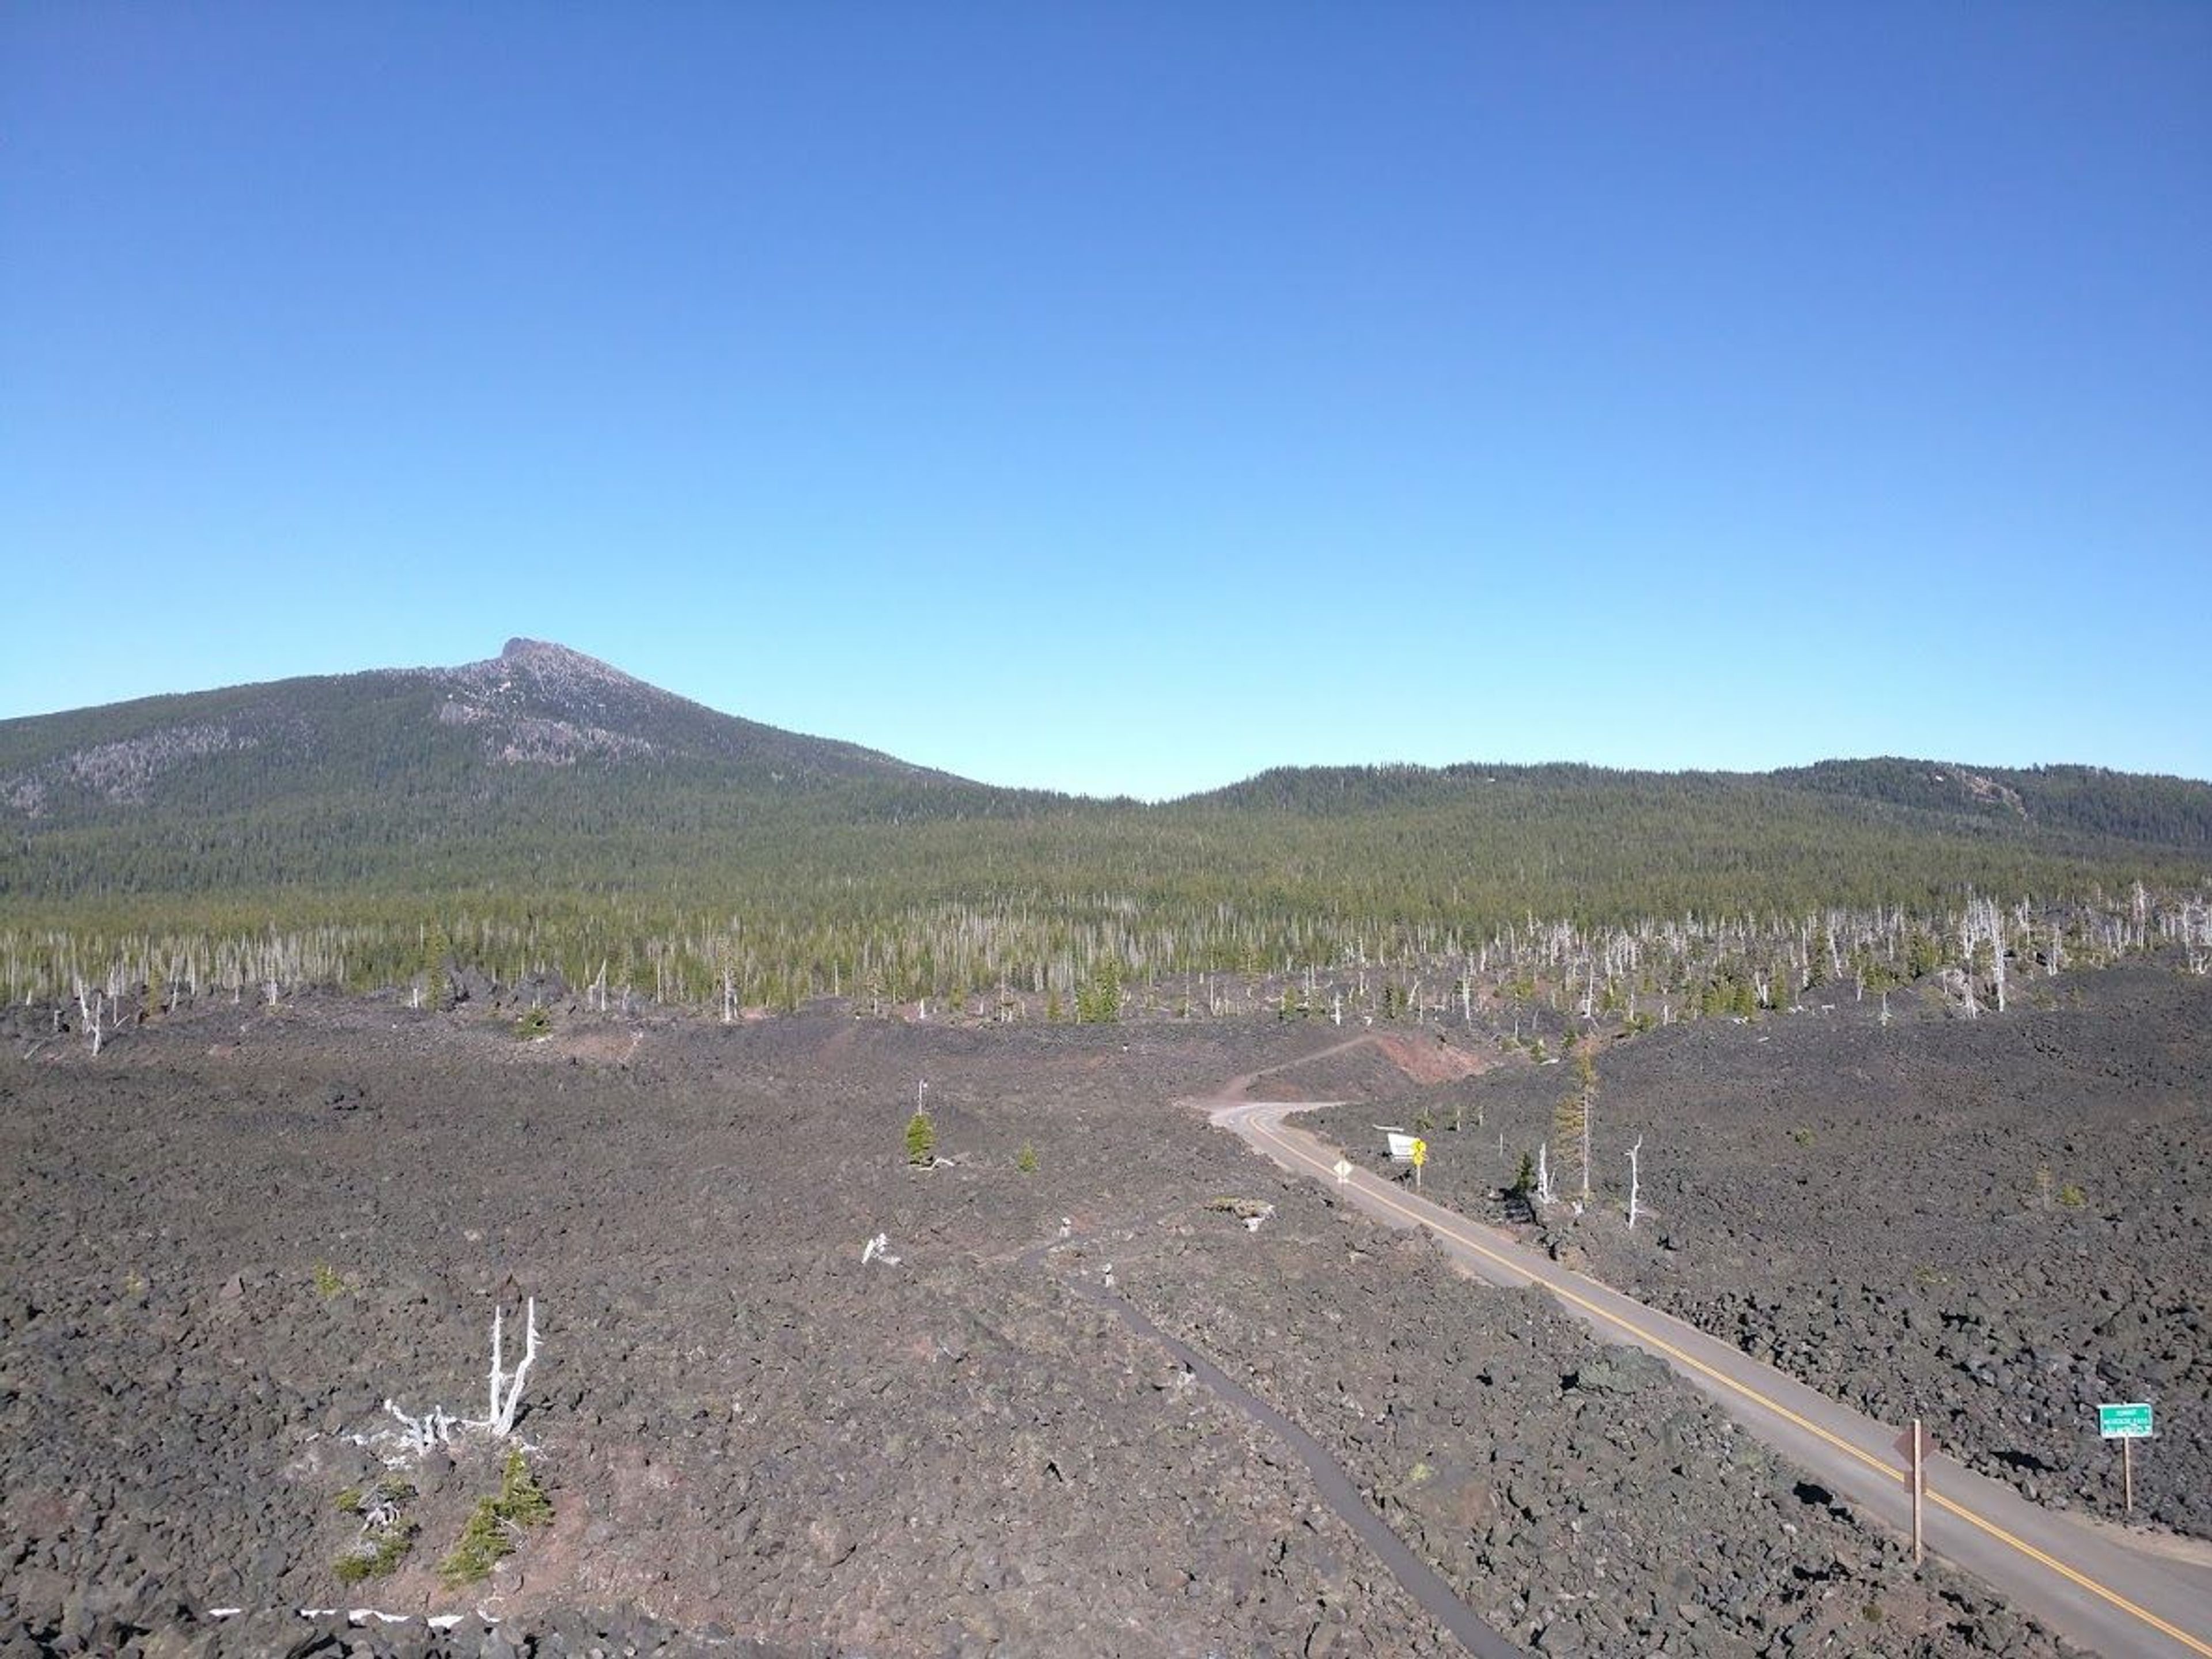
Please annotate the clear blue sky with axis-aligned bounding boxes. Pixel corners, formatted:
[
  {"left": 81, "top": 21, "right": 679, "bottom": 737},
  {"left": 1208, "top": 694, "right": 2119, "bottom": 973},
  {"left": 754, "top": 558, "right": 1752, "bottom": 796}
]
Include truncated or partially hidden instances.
[{"left": 5, "top": 3, "right": 2206, "bottom": 799}]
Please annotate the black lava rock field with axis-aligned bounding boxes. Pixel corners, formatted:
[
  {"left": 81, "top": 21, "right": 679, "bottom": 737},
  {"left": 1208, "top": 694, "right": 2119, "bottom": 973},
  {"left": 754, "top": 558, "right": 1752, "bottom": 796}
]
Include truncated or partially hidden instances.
[
  {"left": 4, "top": 968, "right": 2200, "bottom": 1656},
  {"left": 1304, "top": 964, "right": 2211, "bottom": 1552}
]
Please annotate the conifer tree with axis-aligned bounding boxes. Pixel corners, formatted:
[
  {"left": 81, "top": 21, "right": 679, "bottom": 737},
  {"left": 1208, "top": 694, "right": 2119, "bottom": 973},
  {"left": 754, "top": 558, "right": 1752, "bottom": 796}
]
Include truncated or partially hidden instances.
[{"left": 1554, "top": 1036, "right": 1597, "bottom": 1203}]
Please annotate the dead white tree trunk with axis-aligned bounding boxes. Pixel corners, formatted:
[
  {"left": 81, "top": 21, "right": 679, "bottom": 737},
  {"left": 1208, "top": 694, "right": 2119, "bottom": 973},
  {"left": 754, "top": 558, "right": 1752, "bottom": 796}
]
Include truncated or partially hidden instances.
[
  {"left": 1535, "top": 1142, "right": 1554, "bottom": 1207},
  {"left": 1957, "top": 895, "right": 2004, "bottom": 1015},
  {"left": 73, "top": 975, "right": 105, "bottom": 1056},
  {"left": 1626, "top": 1135, "right": 1643, "bottom": 1229},
  {"left": 484, "top": 1298, "right": 539, "bottom": 1438}
]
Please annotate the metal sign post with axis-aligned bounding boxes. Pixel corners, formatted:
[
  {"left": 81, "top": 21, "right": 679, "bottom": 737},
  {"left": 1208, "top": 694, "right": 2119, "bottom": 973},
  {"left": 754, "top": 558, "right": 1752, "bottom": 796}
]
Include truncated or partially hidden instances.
[{"left": 1410, "top": 1137, "right": 1428, "bottom": 1191}]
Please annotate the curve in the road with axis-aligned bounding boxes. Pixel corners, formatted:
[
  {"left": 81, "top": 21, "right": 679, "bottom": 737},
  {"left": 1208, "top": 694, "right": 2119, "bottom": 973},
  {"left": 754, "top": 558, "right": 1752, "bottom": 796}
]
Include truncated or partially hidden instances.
[{"left": 1217, "top": 1097, "right": 2212, "bottom": 1659}]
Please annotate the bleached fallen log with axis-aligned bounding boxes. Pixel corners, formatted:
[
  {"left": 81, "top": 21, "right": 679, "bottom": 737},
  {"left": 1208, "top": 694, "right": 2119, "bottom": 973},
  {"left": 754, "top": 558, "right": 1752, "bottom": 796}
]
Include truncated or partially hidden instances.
[{"left": 376, "top": 1399, "right": 459, "bottom": 1458}]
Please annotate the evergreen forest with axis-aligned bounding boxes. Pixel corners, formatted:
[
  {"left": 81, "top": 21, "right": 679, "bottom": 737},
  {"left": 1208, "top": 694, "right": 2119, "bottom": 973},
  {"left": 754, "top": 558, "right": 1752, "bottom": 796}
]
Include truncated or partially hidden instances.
[{"left": 3, "top": 643, "right": 2207, "bottom": 1024}]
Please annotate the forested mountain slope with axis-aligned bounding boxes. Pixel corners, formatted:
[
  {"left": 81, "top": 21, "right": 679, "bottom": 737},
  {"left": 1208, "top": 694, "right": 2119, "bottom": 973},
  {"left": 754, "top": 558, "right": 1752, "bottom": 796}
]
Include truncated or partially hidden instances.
[
  {"left": 1769, "top": 758, "right": 2212, "bottom": 848},
  {"left": 0, "top": 639, "right": 1074, "bottom": 899},
  {"left": 0, "top": 636, "right": 970, "bottom": 821},
  {"left": 2, "top": 643, "right": 2205, "bottom": 1000},
  {"left": 1190, "top": 758, "right": 2212, "bottom": 853}
]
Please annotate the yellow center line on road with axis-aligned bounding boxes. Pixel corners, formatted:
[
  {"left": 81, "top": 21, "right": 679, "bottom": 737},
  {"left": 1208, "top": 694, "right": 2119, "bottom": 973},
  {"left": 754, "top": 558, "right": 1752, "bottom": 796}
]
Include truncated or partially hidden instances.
[{"left": 1243, "top": 1114, "right": 2212, "bottom": 1659}]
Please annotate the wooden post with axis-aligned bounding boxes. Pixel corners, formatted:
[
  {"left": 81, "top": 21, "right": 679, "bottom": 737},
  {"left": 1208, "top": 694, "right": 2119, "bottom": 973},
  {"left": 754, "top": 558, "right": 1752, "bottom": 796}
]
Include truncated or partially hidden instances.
[
  {"left": 1912, "top": 1418, "right": 1925, "bottom": 1564},
  {"left": 1897, "top": 1420, "right": 1929, "bottom": 1566}
]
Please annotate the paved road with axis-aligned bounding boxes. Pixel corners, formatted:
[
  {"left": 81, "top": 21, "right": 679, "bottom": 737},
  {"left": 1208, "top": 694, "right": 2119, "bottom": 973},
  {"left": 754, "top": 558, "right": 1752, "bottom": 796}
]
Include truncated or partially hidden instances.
[{"left": 1213, "top": 1096, "right": 2212, "bottom": 1659}]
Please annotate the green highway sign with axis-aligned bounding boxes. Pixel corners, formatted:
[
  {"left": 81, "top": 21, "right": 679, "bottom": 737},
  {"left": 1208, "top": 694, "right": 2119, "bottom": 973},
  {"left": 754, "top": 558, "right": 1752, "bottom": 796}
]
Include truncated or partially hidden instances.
[{"left": 2098, "top": 1402, "right": 2154, "bottom": 1439}]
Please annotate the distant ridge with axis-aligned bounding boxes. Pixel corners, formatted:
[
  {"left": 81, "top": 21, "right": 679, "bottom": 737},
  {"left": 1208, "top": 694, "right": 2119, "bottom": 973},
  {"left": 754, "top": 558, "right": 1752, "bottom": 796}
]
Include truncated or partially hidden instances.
[
  {"left": 0, "top": 642, "right": 2205, "bottom": 927},
  {"left": 1181, "top": 758, "right": 2212, "bottom": 850}
]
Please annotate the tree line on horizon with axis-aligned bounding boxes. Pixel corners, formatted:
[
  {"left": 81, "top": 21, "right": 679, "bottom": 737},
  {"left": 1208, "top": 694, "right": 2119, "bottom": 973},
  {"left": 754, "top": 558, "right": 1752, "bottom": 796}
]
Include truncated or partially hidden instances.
[{"left": 5, "top": 691, "right": 2209, "bottom": 1024}]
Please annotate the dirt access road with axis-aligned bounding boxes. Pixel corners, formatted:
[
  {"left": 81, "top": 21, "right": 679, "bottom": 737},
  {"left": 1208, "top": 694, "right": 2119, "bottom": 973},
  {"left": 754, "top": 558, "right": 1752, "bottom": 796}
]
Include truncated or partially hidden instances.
[{"left": 1206, "top": 1040, "right": 2212, "bottom": 1659}]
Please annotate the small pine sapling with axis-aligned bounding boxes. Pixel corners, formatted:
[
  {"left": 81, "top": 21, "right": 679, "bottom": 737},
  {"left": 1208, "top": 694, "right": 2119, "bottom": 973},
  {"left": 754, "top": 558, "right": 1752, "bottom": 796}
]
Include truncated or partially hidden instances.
[
  {"left": 905, "top": 1108, "right": 936, "bottom": 1166},
  {"left": 437, "top": 1449, "right": 552, "bottom": 1589}
]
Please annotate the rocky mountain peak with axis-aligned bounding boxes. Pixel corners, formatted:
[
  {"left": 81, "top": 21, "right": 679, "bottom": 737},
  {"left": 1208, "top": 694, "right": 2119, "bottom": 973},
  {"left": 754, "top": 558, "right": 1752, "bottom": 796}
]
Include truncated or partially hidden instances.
[
  {"left": 496, "top": 638, "right": 635, "bottom": 684},
  {"left": 422, "top": 639, "right": 666, "bottom": 765}
]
